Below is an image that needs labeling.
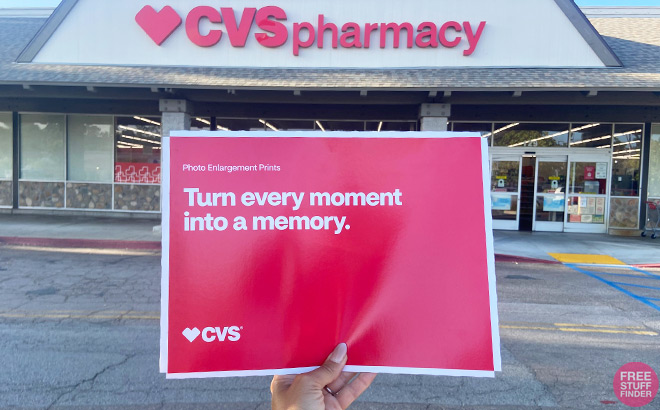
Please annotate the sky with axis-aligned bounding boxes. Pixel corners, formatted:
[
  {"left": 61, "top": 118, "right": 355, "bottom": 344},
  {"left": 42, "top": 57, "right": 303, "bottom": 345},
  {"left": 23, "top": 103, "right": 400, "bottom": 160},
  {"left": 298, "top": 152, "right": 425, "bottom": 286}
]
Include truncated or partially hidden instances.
[{"left": 2, "top": 0, "right": 660, "bottom": 6}]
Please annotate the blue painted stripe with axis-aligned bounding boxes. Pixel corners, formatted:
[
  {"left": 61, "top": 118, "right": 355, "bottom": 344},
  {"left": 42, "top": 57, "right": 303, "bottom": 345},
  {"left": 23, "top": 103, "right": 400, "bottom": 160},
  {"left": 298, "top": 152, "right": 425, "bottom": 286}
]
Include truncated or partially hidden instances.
[
  {"left": 566, "top": 264, "right": 660, "bottom": 312},
  {"left": 629, "top": 266, "right": 660, "bottom": 279},
  {"left": 610, "top": 282, "right": 660, "bottom": 291},
  {"left": 588, "top": 271, "right": 660, "bottom": 280},
  {"left": 646, "top": 297, "right": 660, "bottom": 302},
  {"left": 572, "top": 263, "right": 633, "bottom": 269}
]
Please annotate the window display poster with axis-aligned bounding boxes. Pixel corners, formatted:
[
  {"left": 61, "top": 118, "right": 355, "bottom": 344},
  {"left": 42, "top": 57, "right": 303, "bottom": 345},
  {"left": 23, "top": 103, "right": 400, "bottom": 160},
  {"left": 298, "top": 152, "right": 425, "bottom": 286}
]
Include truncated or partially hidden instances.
[
  {"left": 161, "top": 132, "right": 501, "bottom": 379},
  {"left": 596, "top": 198, "right": 605, "bottom": 214},
  {"left": 543, "top": 196, "right": 565, "bottom": 212},
  {"left": 595, "top": 163, "right": 608, "bottom": 179},
  {"left": 585, "top": 198, "right": 596, "bottom": 215},
  {"left": 581, "top": 214, "right": 594, "bottom": 223},
  {"left": 492, "top": 194, "right": 513, "bottom": 210},
  {"left": 584, "top": 166, "right": 595, "bottom": 180}
]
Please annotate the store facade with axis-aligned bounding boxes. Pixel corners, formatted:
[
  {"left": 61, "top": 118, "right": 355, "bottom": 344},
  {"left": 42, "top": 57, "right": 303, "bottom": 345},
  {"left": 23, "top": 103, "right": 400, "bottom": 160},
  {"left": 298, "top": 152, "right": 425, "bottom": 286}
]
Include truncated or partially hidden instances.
[
  {"left": 1, "top": 0, "right": 660, "bottom": 234},
  {"left": 473, "top": 122, "right": 646, "bottom": 234}
]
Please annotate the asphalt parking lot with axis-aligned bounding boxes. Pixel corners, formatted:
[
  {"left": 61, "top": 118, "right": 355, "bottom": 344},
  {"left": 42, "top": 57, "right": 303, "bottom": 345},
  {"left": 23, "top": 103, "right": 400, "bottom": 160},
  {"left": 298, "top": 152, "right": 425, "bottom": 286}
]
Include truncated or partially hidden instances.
[{"left": 0, "top": 245, "right": 658, "bottom": 409}]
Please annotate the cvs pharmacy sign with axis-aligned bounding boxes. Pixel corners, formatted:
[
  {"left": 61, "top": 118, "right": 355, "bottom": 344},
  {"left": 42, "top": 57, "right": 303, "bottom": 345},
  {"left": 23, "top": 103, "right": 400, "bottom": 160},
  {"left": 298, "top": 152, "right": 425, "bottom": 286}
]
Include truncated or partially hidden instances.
[{"left": 135, "top": 5, "right": 486, "bottom": 56}]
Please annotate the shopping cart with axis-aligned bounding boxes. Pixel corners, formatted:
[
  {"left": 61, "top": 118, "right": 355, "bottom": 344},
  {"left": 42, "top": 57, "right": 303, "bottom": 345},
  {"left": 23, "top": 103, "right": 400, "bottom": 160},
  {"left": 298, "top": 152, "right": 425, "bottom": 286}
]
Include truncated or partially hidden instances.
[{"left": 641, "top": 201, "right": 659, "bottom": 239}]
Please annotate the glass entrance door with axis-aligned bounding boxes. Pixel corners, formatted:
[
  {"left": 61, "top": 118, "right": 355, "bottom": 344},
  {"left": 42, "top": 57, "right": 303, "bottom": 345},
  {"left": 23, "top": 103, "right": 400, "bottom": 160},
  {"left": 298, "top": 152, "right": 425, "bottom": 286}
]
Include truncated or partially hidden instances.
[
  {"left": 565, "top": 154, "right": 610, "bottom": 233},
  {"left": 491, "top": 156, "right": 521, "bottom": 230},
  {"left": 533, "top": 156, "right": 567, "bottom": 232}
]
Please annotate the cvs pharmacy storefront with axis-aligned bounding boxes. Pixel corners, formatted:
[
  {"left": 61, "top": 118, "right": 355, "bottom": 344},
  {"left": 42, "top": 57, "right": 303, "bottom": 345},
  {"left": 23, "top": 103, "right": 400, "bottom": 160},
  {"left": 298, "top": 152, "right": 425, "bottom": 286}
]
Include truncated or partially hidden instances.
[
  {"left": 487, "top": 123, "right": 644, "bottom": 234},
  {"left": 0, "top": 0, "right": 659, "bottom": 234}
]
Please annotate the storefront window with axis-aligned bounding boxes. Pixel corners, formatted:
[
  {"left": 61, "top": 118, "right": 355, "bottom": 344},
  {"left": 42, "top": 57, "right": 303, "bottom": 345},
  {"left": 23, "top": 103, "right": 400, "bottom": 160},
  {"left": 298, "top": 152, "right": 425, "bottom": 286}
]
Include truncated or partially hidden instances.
[
  {"left": 567, "top": 159, "right": 607, "bottom": 224},
  {"left": 191, "top": 117, "right": 212, "bottom": 131},
  {"left": 537, "top": 162, "right": 567, "bottom": 193},
  {"left": 241, "top": 119, "right": 312, "bottom": 131},
  {"left": 569, "top": 162, "right": 607, "bottom": 195},
  {"left": 115, "top": 116, "right": 161, "bottom": 184},
  {"left": 535, "top": 161, "right": 567, "bottom": 223},
  {"left": 0, "top": 113, "right": 11, "bottom": 179},
  {"left": 494, "top": 123, "right": 570, "bottom": 148},
  {"left": 20, "top": 114, "right": 65, "bottom": 180},
  {"left": 611, "top": 125, "right": 642, "bottom": 197},
  {"left": 649, "top": 124, "right": 660, "bottom": 198},
  {"left": 491, "top": 161, "right": 519, "bottom": 192},
  {"left": 452, "top": 123, "right": 493, "bottom": 146},
  {"left": 567, "top": 196, "right": 607, "bottom": 224},
  {"left": 569, "top": 123, "right": 612, "bottom": 148},
  {"left": 68, "top": 115, "right": 114, "bottom": 182},
  {"left": 491, "top": 160, "right": 519, "bottom": 221},
  {"left": 307, "top": 121, "right": 365, "bottom": 131},
  {"left": 370, "top": 121, "right": 417, "bottom": 131}
]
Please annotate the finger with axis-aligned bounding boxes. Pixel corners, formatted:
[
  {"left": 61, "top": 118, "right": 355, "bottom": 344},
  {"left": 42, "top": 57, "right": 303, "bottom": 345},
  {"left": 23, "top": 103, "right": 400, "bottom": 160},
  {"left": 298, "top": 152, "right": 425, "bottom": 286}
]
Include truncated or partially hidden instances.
[
  {"left": 335, "top": 373, "right": 377, "bottom": 409},
  {"left": 305, "top": 343, "right": 348, "bottom": 387},
  {"left": 325, "top": 371, "right": 357, "bottom": 394},
  {"left": 270, "top": 374, "right": 296, "bottom": 394}
]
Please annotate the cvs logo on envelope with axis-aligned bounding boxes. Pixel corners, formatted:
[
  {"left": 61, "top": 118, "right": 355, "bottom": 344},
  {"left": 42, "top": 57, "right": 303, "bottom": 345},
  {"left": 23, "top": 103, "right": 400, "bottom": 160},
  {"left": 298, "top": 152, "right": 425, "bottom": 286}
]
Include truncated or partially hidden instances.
[{"left": 182, "top": 326, "right": 242, "bottom": 343}]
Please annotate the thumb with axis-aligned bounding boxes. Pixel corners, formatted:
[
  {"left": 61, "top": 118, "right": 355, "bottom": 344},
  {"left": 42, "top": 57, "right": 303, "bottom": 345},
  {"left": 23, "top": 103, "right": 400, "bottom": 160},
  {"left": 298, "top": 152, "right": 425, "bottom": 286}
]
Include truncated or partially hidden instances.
[{"left": 306, "top": 343, "right": 348, "bottom": 387}]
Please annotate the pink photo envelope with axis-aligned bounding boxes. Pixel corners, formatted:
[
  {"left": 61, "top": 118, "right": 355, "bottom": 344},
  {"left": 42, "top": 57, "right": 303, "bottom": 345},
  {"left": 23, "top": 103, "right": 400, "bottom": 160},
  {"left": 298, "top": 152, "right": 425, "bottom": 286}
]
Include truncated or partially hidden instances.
[{"left": 160, "top": 131, "right": 500, "bottom": 379}]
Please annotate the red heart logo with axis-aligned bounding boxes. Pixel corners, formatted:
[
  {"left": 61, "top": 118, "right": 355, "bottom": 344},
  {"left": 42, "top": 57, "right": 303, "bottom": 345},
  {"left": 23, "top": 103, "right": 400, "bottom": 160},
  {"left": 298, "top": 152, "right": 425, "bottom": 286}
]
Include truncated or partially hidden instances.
[{"left": 135, "top": 5, "right": 182, "bottom": 46}]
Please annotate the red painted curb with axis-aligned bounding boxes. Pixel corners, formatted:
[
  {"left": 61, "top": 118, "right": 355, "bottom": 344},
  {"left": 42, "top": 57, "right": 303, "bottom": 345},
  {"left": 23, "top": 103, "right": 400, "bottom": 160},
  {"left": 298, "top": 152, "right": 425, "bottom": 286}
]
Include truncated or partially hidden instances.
[
  {"left": 0, "top": 236, "right": 161, "bottom": 250},
  {"left": 495, "top": 254, "right": 561, "bottom": 264},
  {"left": 0, "top": 239, "right": 655, "bottom": 266}
]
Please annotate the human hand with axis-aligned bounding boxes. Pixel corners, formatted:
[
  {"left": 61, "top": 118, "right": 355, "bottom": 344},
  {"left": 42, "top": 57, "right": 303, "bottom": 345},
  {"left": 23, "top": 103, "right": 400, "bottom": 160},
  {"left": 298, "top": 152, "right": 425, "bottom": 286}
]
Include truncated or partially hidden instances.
[{"left": 270, "top": 343, "right": 377, "bottom": 410}]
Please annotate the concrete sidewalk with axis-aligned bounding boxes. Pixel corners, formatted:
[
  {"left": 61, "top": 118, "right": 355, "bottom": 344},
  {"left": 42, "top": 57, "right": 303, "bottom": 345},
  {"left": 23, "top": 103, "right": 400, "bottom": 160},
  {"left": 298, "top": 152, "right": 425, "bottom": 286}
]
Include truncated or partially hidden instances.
[
  {"left": 494, "top": 230, "right": 660, "bottom": 266},
  {"left": 1, "top": 214, "right": 659, "bottom": 265},
  {"left": 0, "top": 214, "right": 161, "bottom": 249}
]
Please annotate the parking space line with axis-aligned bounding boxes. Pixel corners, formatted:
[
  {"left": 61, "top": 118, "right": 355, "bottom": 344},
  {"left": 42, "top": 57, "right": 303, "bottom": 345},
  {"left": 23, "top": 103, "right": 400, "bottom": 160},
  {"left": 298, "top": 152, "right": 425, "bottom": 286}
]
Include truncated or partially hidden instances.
[
  {"left": 500, "top": 322, "right": 657, "bottom": 336},
  {"left": 556, "top": 328, "right": 657, "bottom": 336},
  {"left": 554, "top": 323, "right": 645, "bottom": 329},
  {"left": 3, "top": 310, "right": 658, "bottom": 336},
  {"left": 611, "top": 282, "right": 660, "bottom": 291},
  {"left": 0, "top": 311, "right": 159, "bottom": 320},
  {"left": 629, "top": 266, "right": 660, "bottom": 278},
  {"left": 589, "top": 271, "right": 660, "bottom": 280},
  {"left": 573, "top": 263, "right": 636, "bottom": 269},
  {"left": 501, "top": 325, "right": 556, "bottom": 331},
  {"left": 566, "top": 264, "right": 660, "bottom": 312}
]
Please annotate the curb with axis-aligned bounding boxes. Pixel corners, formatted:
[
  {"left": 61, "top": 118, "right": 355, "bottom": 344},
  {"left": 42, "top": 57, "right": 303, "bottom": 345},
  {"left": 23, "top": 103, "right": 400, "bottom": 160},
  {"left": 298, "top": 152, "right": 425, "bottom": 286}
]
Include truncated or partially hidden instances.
[
  {"left": 494, "top": 254, "right": 660, "bottom": 268},
  {"left": 0, "top": 236, "right": 161, "bottom": 250},
  {"left": 495, "top": 254, "right": 561, "bottom": 264},
  {"left": 0, "top": 238, "right": 657, "bottom": 268}
]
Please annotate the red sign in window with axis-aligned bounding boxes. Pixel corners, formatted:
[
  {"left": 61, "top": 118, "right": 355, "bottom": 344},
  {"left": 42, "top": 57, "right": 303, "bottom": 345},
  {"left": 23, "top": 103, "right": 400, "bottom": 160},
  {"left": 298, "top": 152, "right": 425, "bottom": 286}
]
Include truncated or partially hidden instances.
[{"left": 584, "top": 166, "right": 595, "bottom": 180}]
